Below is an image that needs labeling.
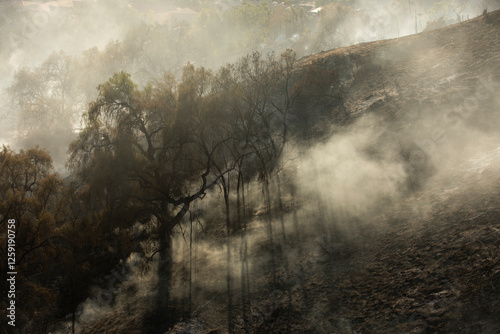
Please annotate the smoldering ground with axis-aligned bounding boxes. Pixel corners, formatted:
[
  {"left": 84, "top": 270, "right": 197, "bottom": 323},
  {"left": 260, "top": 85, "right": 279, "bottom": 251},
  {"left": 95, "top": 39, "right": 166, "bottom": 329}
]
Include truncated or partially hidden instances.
[
  {"left": 67, "top": 90, "right": 499, "bottom": 332},
  {"left": 10, "top": 3, "right": 500, "bottom": 332},
  {"left": 55, "top": 46, "right": 500, "bottom": 328}
]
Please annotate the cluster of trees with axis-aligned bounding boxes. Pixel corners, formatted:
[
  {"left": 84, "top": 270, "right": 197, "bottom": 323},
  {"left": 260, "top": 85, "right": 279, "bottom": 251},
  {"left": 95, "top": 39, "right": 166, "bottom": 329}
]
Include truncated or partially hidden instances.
[
  {"left": 2, "top": 48, "right": 346, "bottom": 333},
  {"left": 0, "top": 147, "right": 65, "bottom": 330},
  {"left": 6, "top": 47, "right": 130, "bottom": 167},
  {"left": 0, "top": 146, "right": 129, "bottom": 333},
  {"left": 195, "top": 2, "right": 308, "bottom": 52},
  {"left": 3, "top": 3, "right": 309, "bottom": 167},
  {"left": 0, "top": 0, "right": 141, "bottom": 81},
  {"left": 7, "top": 52, "right": 84, "bottom": 164},
  {"left": 6, "top": 0, "right": 476, "bottom": 169},
  {"left": 67, "top": 48, "right": 303, "bottom": 332}
]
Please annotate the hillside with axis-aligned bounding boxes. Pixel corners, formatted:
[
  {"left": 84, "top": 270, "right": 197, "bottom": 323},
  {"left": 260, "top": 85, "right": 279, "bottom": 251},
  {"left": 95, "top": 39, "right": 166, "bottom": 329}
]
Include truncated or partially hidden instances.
[
  {"left": 68, "top": 10, "right": 500, "bottom": 334},
  {"left": 285, "top": 9, "right": 500, "bottom": 333},
  {"left": 298, "top": 8, "right": 500, "bottom": 125}
]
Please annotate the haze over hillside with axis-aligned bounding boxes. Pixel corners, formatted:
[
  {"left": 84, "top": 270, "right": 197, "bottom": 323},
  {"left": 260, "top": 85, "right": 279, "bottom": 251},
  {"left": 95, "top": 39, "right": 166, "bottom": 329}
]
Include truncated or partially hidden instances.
[
  {"left": 73, "top": 9, "right": 500, "bottom": 333},
  {"left": 1, "top": 0, "right": 498, "bottom": 163},
  {"left": 0, "top": 2, "right": 499, "bottom": 334}
]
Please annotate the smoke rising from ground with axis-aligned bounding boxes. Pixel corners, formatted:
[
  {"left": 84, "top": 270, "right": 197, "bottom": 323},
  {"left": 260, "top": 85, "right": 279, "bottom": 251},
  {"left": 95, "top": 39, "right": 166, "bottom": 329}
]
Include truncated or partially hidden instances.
[
  {"left": 295, "top": 115, "right": 407, "bottom": 223},
  {"left": 2, "top": 2, "right": 500, "bottom": 332}
]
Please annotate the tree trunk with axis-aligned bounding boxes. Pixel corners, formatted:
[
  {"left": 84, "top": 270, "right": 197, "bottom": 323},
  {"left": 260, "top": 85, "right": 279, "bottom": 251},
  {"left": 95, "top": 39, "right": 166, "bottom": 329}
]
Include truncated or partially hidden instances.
[
  {"left": 72, "top": 311, "right": 76, "bottom": 334},
  {"left": 275, "top": 173, "right": 287, "bottom": 245},
  {"left": 242, "top": 174, "right": 253, "bottom": 329},
  {"left": 238, "top": 170, "right": 251, "bottom": 333},
  {"left": 155, "top": 205, "right": 189, "bottom": 323},
  {"left": 290, "top": 183, "right": 302, "bottom": 256},
  {"left": 189, "top": 215, "right": 193, "bottom": 319},
  {"left": 157, "top": 226, "right": 173, "bottom": 318},
  {"left": 275, "top": 173, "right": 292, "bottom": 331},
  {"left": 263, "top": 178, "right": 277, "bottom": 288},
  {"left": 222, "top": 176, "right": 234, "bottom": 334}
]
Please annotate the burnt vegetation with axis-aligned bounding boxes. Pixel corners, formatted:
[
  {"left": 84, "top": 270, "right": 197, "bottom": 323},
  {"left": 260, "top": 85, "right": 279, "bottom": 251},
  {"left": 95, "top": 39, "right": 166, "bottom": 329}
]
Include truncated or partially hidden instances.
[{"left": 1, "top": 3, "right": 500, "bottom": 334}]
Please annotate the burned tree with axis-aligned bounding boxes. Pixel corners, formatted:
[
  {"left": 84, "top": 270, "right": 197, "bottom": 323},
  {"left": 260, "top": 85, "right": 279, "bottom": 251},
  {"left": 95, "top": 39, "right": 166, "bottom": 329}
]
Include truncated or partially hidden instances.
[{"left": 68, "top": 70, "right": 233, "bottom": 328}]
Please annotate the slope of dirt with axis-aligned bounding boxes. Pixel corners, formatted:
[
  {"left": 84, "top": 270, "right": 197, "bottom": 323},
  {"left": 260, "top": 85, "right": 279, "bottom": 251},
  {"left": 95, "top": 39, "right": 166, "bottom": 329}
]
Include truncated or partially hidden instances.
[
  {"left": 73, "top": 10, "right": 500, "bottom": 334},
  {"left": 245, "top": 150, "right": 500, "bottom": 334},
  {"left": 313, "top": 170, "right": 500, "bottom": 333},
  {"left": 297, "top": 9, "right": 500, "bottom": 125},
  {"left": 239, "top": 11, "right": 500, "bottom": 334}
]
